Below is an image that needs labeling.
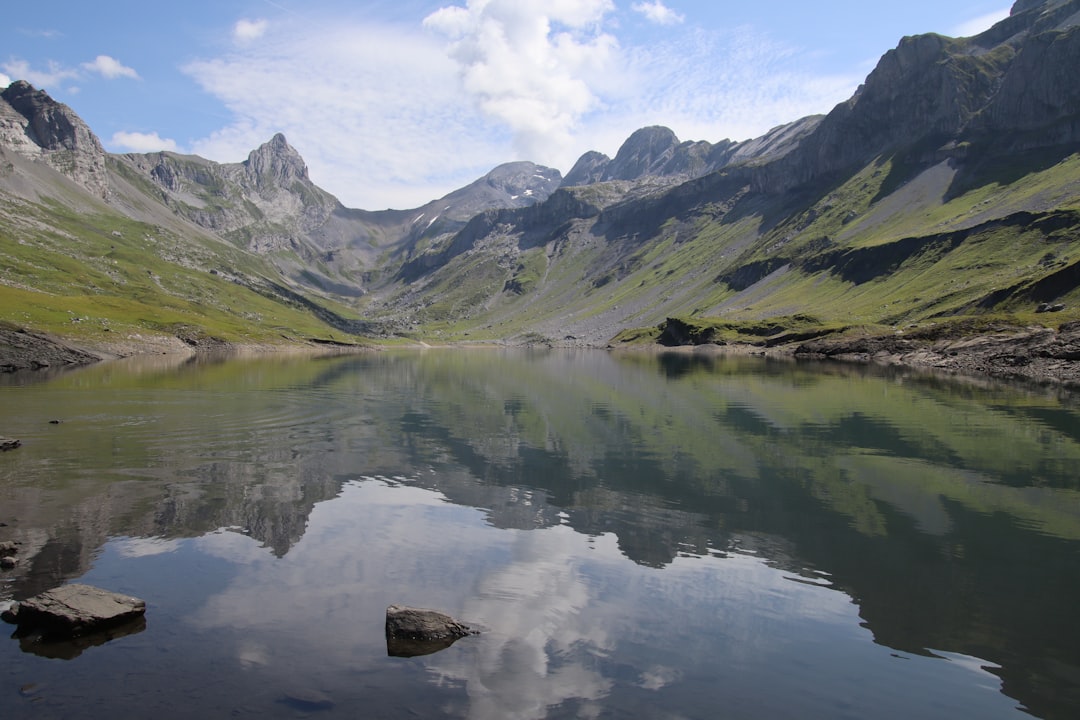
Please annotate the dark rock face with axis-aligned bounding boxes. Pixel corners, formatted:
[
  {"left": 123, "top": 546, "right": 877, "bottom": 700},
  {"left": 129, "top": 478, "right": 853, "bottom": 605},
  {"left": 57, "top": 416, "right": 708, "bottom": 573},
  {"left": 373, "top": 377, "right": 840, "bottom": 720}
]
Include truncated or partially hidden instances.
[
  {"left": 755, "top": 0, "right": 1080, "bottom": 194},
  {"left": 0, "top": 81, "right": 108, "bottom": 198},
  {"left": 2, "top": 584, "right": 146, "bottom": 639},
  {"left": 385, "top": 604, "right": 476, "bottom": 657}
]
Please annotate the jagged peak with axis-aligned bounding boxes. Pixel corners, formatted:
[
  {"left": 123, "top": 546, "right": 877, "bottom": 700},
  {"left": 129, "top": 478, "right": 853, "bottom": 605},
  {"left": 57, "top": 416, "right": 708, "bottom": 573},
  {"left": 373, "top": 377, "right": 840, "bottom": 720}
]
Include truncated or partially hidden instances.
[
  {"left": 0, "top": 79, "right": 108, "bottom": 198},
  {"left": 244, "top": 133, "right": 309, "bottom": 185}
]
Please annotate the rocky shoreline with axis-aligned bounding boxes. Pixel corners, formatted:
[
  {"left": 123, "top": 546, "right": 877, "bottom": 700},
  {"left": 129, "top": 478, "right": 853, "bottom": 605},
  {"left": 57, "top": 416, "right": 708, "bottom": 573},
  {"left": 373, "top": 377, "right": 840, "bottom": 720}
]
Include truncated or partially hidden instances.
[
  {"left": 3, "top": 321, "right": 1080, "bottom": 390},
  {"left": 0, "top": 326, "right": 108, "bottom": 373},
  {"left": 793, "top": 321, "right": 1080, "bottom": 389}
]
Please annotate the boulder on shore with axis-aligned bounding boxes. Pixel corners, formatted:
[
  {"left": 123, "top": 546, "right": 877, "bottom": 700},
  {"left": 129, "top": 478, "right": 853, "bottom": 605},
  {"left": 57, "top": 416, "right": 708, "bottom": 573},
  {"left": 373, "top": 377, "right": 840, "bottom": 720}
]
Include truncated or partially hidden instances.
[
  {"left": 385, "top": 604, "right": 476, "bottom": 658},
  {"left": 1, "top": 584, "right": 146, "bottom": 639}
]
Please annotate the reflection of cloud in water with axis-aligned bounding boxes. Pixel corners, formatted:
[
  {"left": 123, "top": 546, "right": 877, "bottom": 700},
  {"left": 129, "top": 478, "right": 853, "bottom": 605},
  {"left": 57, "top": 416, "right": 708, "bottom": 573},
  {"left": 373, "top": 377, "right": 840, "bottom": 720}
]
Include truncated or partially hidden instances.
[
  {"left": 112, "top": 536, "right": 184, "bottom": 558},
  {"left": 168, "top": 479, "right": 892, "bottom": 718},
  {"left": 182, "top": 481, "right": 500, "bottom": 674},
  {"left": 639, "top": 665, "right": 680, "bottom": 691},
  {"left": 430, "top": 527, "right": 614, "bottom": 720}
]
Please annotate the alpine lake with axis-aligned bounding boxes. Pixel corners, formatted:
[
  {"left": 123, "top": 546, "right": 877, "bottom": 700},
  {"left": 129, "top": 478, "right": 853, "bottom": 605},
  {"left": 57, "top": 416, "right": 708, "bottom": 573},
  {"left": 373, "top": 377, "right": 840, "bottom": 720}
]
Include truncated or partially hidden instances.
[{"left": 1, "top": 348, "right": 1079, "bottom": 720}]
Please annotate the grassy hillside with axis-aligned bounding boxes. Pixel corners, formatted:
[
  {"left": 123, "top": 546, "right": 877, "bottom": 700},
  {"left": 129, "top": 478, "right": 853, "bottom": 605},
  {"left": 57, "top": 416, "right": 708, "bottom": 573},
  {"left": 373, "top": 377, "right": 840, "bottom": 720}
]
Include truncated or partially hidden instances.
[
  {"left": 0, "top": 187, "right": 363, "bottom": 348},
  {"left": 366, "top": 149, "right": 1080, "bottom": 347}
]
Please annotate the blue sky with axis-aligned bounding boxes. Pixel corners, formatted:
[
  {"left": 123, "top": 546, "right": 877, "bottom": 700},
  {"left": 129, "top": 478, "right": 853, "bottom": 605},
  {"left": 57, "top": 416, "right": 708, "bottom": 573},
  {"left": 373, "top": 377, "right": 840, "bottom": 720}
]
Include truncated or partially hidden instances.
[{"left": 1, "top": 0, "right": 1014, "bottom": 209}]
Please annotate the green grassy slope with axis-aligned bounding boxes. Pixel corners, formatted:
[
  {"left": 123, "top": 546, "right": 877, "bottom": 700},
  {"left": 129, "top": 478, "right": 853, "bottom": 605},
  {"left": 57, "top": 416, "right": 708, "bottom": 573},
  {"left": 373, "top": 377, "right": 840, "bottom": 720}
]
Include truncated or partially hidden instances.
[{"left": 0, "top": 188, "right": 363, "bottom": 347}]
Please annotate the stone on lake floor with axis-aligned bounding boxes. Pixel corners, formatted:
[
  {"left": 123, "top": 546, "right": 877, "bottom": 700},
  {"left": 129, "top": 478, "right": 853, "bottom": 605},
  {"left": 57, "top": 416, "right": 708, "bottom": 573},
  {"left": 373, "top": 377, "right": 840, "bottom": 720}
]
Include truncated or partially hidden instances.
[
  {"left": 0, "top": 437, "right": 20, "bottom": 452},
  {"left": 385, "top": 604, "right": 477, "bottom": 657},
  {"left": 2, "top": 584, "right": 146, "bottom": 639},
  {"left": 1, "top": 556, "right": 17, "bottom": 569}
]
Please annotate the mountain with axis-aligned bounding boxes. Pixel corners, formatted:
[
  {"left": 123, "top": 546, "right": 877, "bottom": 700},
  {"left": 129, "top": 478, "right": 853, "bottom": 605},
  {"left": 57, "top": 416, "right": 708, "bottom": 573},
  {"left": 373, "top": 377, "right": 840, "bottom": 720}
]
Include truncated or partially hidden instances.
[{"left": 2, "top": 0, "right": 1080, "bottom": 377}]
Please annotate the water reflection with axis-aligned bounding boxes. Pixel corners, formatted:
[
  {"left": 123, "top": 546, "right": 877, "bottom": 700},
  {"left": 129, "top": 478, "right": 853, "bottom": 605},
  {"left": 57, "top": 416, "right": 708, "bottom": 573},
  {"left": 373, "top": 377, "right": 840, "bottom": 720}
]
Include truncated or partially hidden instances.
[{"left": 0, "top": 350, "right": 1078, "bottom": 718}]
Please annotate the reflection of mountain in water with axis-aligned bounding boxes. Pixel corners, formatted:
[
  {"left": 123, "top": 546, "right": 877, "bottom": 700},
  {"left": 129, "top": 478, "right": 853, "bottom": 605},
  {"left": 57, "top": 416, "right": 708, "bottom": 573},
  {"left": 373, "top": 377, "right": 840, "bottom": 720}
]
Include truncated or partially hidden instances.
[
  {"left": 363, "top": 351, "right": 1080, "bottom": 720},
  {"left": 2, "top": 351, "right": 1079, "bottom": 718}
]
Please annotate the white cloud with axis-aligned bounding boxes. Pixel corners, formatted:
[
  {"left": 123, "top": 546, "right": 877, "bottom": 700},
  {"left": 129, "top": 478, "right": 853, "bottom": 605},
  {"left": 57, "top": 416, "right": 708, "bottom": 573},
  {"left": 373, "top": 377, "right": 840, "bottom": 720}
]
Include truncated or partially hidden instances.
[
  {"left": 2, "top": 55, "right": 138, "bottom": 90},
  {"left": 0, "top": 72, "right": 11, "bottom": 88},
  {"left": 184, "top": 18, "right": 509, "bottom": 209},
  {"left": 951, "top": 8, "right": 1011, "bottom": 37},
  {"left": 424, "top": 0, "right": 618, "bottom": 165},
  {"left": 234, "top": 18, "right": 269, "bottom": 43},
  {"left": 632, "top": 1, "right": 685, "bottom": 26},
  {"left": 0, "top": 58, "right": 80, "bottom": 90},
  {"left": 180, "top": 6, "right": 861, "bottom": 210},
  {"left": 82, "top": 54, "right": 140, "bottom": 80},
  {"left": 109, "top": 130, "right": 180, "bottom": 153},
  {"left": 111, "top": 536, "right": 184, "bottom": 558}
]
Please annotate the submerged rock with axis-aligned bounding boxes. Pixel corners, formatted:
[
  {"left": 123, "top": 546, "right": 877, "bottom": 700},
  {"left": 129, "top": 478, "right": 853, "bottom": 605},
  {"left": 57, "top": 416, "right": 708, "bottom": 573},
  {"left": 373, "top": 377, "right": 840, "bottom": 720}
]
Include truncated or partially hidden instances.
[
  {"left": 2, "top": 584, "right": 146, "bottom": 639},
  {"left": 0, "top": 437, "right": 20, "bottom": 452},
  {"left": 385, "top": 604, "right": 476, "bottom": 657}
]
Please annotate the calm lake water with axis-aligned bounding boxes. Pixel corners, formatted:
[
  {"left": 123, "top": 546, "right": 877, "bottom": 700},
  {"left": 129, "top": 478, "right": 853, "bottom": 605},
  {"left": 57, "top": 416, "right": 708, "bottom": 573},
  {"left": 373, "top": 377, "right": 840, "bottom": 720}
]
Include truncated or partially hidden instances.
[{"left": 1, "top": 349, "right": 1079, "bottom": 719}]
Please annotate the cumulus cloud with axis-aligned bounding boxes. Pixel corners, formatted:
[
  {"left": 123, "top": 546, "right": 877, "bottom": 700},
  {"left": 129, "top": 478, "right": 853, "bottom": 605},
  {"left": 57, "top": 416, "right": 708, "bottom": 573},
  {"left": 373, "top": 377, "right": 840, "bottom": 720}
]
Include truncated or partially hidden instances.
[
  {"left": 234, "top": 18, "right": 269, "bottom": 43},
  {"left": 82, "top": 54, "right": 140, "bottom": 80},
  {"left": 424, "top": 0, "right": 618, "bottom": 163},
  {"left": 0, "top": 72, "right": 11, "bottom": 88},
  {"left": 632, "top": 1, "right": 685, "bottom": 25},
  {"left": 951, "top": 7, "right": 1010, "bottom": 37},
  {"left": 110, "top": 130, "right": 180, "bottom": 153}
]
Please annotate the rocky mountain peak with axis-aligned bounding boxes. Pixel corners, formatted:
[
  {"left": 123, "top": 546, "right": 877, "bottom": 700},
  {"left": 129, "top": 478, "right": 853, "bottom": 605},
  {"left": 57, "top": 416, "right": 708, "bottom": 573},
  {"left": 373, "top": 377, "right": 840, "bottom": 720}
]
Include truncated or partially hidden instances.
[
  {"left": 562, "top": 151, "right": 611, "bottom": 187},
  {"left": 421, "top": 161, "right": 562, "bottom": 224},
  {"left": 606, "top": 126, "right": 681, "bottom": 181},
  {"left": 0, "top": 80, "right": 108, "bottom": 198},
  {"left": 244, "top": 133, "right": 309, "bottom": 188}
]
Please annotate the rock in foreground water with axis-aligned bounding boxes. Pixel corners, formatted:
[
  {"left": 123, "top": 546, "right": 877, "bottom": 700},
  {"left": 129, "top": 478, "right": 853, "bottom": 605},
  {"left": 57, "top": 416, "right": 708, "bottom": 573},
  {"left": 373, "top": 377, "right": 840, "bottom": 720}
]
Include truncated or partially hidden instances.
[
  {"left": 385, "top": 604, "right": 476, "bottom": 657},
  {"left": 2, "top": 584, "right": 146, "bottom": 638},
  {"left": 0, "top": 437, "right": 20, "bottom": 452}
]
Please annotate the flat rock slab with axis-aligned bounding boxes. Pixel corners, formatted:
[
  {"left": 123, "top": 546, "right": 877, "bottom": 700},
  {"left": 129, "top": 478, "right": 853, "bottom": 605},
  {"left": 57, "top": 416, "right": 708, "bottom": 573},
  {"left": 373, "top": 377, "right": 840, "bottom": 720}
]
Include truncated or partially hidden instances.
[{"left": 4, "top": 584, "right": 146, "bottom": 638}]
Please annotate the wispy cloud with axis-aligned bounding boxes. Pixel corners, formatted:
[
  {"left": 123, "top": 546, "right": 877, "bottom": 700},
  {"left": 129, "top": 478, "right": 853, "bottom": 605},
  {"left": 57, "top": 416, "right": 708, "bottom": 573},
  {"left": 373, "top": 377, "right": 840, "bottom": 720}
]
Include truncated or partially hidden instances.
[
  {"left": 184, "top": 18, "right": 509, "bottom": 209},
  {"left": 609, "top": 26, "right": 858, "bottom": 144},
  {"left": 0, "top": 58, "right": 80, "bottom": 90},
  {"left": 110, "top": 130, "right": 179, "bottom": 153},
  {"left": 951, "top": 7, "right": 1010, "bottom": 37},
  {"left": 234, "top": 18, "right": 269, "bottom": 43},
  {"left": 3, "top": 54, "right": 139, "bottom": 90},
  {"left": 18, "top": 28, "right": 63, "bottom": 40},
  {"left": 632, "top": 1, "right": 685, "bottom": 26},
  {"left": 82, "top": 54, "right": 140, "bottom": 80}
]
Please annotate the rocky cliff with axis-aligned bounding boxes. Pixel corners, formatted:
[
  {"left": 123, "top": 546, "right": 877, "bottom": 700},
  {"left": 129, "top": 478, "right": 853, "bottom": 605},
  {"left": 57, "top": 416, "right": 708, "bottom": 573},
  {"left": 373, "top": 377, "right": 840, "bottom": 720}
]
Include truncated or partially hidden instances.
[{"left": 0, "top": 81, "right": 109, "bottom": 198}]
